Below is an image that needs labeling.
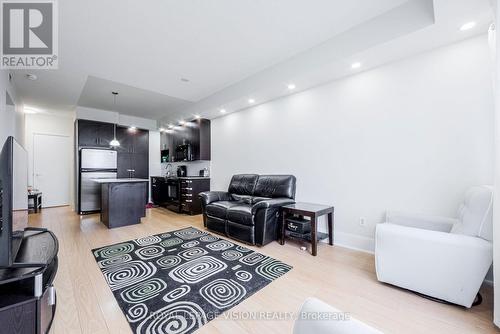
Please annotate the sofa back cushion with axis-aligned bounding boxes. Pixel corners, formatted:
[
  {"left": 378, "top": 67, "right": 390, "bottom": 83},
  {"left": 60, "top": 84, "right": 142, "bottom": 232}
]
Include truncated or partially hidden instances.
[
  {"left": 451, "top": 185, "right": 493, "bottom": 241},
  {"left": 228, "top": 174, "right": 259, "bottom": 195},
  {"left": 254, "top": 175, "right": 296, "bottom": 199}
]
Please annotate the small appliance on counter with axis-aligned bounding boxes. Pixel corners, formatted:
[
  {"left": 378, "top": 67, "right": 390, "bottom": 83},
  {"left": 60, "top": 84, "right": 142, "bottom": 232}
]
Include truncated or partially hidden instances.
[
  {"left": 199, "top": 168, "right": 210, "bottom": 177},
  {"left": 177, "top": 165, "right": 187, "bottom": 177}
]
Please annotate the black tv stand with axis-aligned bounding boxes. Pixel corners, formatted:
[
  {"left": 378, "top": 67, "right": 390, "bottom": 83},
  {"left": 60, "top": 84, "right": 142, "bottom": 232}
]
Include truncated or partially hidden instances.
[{"left": 0, "top": 229, "right": 58, "bottom": 334}]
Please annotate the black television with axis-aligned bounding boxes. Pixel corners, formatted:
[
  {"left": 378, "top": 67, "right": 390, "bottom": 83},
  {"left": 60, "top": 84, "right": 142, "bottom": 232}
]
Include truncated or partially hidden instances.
[{"left": 0, "top": 136, "right": 28, "bottom": 267}]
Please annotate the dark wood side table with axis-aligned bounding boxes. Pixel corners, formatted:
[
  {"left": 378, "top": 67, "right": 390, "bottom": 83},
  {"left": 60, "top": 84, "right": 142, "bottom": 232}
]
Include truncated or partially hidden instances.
[
  {"left": 280, "top": 202, "right": 334, "bottom": 256},
  {"left": 28, "top": 192, "right": 42, "bottom": 214}
]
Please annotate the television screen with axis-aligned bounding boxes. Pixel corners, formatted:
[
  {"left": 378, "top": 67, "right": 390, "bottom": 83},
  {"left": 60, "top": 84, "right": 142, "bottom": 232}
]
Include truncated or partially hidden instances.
[
  {"left": 0, "top": 136, "right": 28, "bottom": 267},
  {"left": 12, "top": 139, "right": 28, "bottom": 232}
]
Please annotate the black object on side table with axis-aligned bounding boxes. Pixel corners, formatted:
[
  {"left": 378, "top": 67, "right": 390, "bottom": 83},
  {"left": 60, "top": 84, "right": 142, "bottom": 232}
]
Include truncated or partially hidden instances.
[
  {"left": 0, "top": 229, "right": 59, "bottom": 334},
  {"left": 28, "top": 192, "right": 42, "bottom": 214},
  {"left": 280, "top": 202, "right": 334, "bottom": 256}
]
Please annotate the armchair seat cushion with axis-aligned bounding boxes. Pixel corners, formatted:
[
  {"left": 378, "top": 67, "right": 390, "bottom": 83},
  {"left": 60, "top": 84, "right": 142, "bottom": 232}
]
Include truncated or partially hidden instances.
[
  {"left": 206, "top": 201, "right": 239, "bottom": 219},
  {"left": 227, "top": 204, "right": 254, "bottom": 226}
]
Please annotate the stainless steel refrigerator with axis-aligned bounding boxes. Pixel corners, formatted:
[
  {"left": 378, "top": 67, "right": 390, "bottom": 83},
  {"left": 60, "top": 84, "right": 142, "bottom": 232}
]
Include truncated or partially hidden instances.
[{"left": 78, "top": 149, "right": 117, "bottom": 214}]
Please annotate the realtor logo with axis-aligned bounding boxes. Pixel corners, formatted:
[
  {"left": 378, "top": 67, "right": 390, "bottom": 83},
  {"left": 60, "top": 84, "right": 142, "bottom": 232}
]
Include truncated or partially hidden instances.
[{"left": 1, "top": 0, "right": 58, "bottom": 69}]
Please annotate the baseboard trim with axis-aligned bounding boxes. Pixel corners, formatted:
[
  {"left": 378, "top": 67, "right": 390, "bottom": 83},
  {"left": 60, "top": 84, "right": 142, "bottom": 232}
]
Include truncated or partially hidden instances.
[{"left": 320, "top": 231, "right": 375, "bottom": 254}]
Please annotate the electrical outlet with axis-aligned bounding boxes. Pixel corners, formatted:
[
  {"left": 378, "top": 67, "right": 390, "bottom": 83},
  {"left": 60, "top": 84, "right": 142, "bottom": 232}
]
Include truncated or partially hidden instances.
[{"left": 359, "top": 217, "right": 366, "bottom": 227}]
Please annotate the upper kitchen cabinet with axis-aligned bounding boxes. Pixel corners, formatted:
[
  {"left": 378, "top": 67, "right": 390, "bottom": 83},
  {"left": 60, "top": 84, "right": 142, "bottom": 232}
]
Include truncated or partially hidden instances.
[
  {"left": 193, "top": 118, "right": 211, "bottom": 161},
  {"left": 116, "top": 126, "right": 149, "bottom": 154},
  {"left": 77, "top": 119, "right": 115, "bottom": 148},
  {"left": 115, "top": 126, "right": 149, "bottom": 179},
  {"left": 160, "top": 118, "right": 211, "bottom": 162}
]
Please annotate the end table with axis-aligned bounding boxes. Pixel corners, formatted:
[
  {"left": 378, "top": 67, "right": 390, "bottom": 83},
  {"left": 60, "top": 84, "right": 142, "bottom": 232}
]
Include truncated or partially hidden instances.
[
  {"left": 280, "top": 202, "right": 334, "bottom": 256},
  {"left": 28, "top": 192, "right": 43, "bottom": 213}
]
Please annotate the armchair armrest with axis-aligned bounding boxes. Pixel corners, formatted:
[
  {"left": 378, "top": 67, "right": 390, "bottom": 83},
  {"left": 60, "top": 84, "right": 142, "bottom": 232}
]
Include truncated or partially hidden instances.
[
  {"left": 198, "top": 191, "right": 232, "bottom": 206},
  {"left": 385, "top": 211, "right": 458, "bottom": 232},
  {"left": 375, "top": 223, "right": 492, "bottom": 307},
  {"left": 251, "top": 198, "right": 295, "bottom": 214}
]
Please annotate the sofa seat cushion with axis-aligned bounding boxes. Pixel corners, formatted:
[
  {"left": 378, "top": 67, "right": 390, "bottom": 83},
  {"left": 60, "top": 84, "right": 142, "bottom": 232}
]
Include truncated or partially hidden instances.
[
  {"left": 206, "top": 201, "right": 239, "bottom": 219},
  {"left": 206, "top": 216, "right": 226, "bottom": 235},
  {"left": 227, "top": 204, "right": 254, "bottom": 226},
  {"left": 227, "top": 221, "right": 255, "bottom": 245}
]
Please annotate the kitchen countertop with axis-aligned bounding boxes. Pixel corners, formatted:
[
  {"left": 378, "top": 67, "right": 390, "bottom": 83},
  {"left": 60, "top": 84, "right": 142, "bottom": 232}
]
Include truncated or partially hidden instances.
[
  {"left": 151, "top": 176, "right": 210, "bottom": 179},
  {"left": 92, "top": 178, "right": 149, "bottom": 183}
]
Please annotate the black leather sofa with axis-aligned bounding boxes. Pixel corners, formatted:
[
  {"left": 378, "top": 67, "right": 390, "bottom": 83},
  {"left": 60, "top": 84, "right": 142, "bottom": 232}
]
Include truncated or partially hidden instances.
[{"left": 199, "top": 174, "right": 296, "bottom": 246}]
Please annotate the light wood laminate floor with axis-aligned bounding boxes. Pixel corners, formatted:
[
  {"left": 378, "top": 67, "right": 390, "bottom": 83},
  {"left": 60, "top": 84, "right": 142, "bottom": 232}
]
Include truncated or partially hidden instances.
[{"left": 30, "top": 206, "right": 498, "bottom": 334}]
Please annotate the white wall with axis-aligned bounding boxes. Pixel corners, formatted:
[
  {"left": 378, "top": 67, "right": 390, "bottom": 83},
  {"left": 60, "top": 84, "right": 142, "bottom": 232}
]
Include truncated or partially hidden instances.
[
  {"left": 211, "top": 35, "right": 494, "bottom": 251},
  {"left": 75, "top": 106, "right": 157, "bottom": 130},
  {"left": 24, "top": 112, "right": 76, "bottom": 208},
  {"left": 160, "top": 161, "right": 211, "bottom": 178},
  {"left": 0, "top": 71, "right": 25, "bottom": 148},
  {"left": 491, "top": 1, "right": 500, "bottom": 327},
  {"left": 149, "top": 131, "right": 162, "bottom": 200}
]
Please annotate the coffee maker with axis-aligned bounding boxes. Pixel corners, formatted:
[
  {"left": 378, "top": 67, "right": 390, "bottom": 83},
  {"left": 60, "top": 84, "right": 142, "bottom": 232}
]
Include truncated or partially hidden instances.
[{"left": 177, "top": 165, "right": 187, "bottom": 177}]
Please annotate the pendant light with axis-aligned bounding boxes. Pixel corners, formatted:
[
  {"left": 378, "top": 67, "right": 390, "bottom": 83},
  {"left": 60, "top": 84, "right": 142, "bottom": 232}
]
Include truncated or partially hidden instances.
[{"left": 110, "top": 91, "right": 120, "bottom": 147}]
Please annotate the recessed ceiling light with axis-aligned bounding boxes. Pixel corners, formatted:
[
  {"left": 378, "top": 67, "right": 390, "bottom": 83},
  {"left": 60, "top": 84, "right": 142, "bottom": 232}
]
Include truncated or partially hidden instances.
[
  {"left": 287, "top": 84, "right": 296, "bottom": 90},
  {"left": 194, "top": 114, "right": 201, "bottom": 119},
  {"left": 23, "top": 105, "right": 44, "bottom": 114},
  {"left": 248, "top": 98, "right": 255, "bottom": 104},
  {"left": 460, "top": 21, "right": 476, "bottom": 31},
  {"left": 26, "top": 74, "right": 37, "bottom": 81},
  {"left": 220, "top": 109, "right": 226, "bottom": 114},
  {"left": 24, "top": 107, "right": 39, "bottom": 114},
  {"left": 159, "top": 128, "right": 166, "bottom": 132},
  {"left": 351, "top": 62, "right": 362, "bottom": 69},
  {"left": 168, "top": 124, "right": 174, "bottom": 129},
  {"left": 179, "top": 120, "right": 186, "bottom": 125}
]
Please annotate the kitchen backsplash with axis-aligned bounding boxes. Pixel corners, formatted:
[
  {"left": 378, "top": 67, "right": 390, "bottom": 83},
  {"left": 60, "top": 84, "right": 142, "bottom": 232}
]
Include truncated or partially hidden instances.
[{"left": 161, "top": 160, "right": 211, "bottom": 177}]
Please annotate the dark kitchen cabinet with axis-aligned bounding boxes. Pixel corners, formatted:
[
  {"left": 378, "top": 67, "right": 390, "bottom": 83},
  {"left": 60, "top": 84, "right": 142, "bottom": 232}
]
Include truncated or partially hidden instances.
[
  {"left": 180, "top": 178, "right": 210, "bottom": 215},
  {"left": 77, "top": 119, "right": 114, "bottom": 147},
  {"left": 117, "top": 152, "right": 133, "bottom": 178},
  {"left": 192, "top": 118, "right": 211, "bottom": 161},
  {"left": 117, "top": 153, "right": 149, "bottom": 178},
  {"left": 160, "top": 119, "right": 210, "bottom": 162},
  {"left": 151, "top": 176, "right": 167, "bottom": 205},
  {"left": 134, "top": 153, "right": 149, "bottom": 178},
  {"left": 116, "top": 127, "right": 149, "bottom": 179},
  {"left": 116, "top": 126, "right": 149, "bottom": 154}
]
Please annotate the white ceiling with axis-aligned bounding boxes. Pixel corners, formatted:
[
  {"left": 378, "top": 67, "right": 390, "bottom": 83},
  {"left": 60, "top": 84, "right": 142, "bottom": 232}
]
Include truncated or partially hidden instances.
[
  {"left": 77, "top": 76, "right": 191, "bottom": 120},
  {"left": 11, "top": 0, "right": 494, "bottom": 128}
]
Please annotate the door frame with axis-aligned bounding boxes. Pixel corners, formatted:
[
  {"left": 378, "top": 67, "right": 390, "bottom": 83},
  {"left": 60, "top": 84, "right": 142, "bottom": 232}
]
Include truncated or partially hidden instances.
[{"left": 32, "top": 132, "right": 71, "bottom": 207}]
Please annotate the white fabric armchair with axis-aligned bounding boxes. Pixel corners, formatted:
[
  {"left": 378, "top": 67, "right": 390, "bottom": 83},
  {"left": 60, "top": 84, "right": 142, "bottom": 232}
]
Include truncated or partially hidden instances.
[{"left": 375, "top": 186, "right": 493, "bottom": 308}]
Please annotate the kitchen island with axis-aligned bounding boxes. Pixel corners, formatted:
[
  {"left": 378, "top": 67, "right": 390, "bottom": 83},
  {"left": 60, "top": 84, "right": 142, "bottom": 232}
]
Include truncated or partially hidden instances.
[{"left": 92, "top": 178, "right": 148, "bottom": 229}]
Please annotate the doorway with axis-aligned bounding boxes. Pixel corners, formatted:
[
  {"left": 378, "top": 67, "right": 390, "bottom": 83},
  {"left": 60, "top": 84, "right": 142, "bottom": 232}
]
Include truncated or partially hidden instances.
[{"left": 33, "top": 134, "right": 70, "bottom": 207}]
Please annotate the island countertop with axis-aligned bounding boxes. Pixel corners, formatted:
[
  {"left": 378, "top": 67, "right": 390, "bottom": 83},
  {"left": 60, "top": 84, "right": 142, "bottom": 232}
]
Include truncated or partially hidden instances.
[{"left": 92, "top": 178, "right": 149, "bottom": 183}]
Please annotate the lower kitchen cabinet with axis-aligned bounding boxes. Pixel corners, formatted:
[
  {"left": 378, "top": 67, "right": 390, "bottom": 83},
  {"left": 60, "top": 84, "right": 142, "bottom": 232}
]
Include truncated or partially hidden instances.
[
  {"left": 179, "top": 178, "right": 210, "bottom": 215},
  {"left": 151, "top": 177, "right": 209, "bottom": 215}
]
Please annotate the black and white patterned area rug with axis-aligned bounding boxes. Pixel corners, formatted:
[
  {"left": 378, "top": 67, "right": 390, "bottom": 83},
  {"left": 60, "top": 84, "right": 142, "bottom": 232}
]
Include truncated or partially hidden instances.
[{"left": 92, "top": 227, "right": 292, "bottom": 334}]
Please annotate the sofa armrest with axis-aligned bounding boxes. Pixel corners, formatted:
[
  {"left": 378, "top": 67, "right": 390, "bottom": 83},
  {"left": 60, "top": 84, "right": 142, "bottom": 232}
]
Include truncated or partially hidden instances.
[
  {"left": 385, "top": 211, "right": 458, "bottom": 232},
  {"left": 251, "top": 198, "right": 295, "bottom": 214},
  {"left": 198, "top": 191, "right": 232, "bottom": 206}
]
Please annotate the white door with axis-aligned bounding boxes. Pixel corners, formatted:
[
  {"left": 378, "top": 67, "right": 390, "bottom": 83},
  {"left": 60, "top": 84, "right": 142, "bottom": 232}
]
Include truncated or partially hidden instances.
[{"left": 33, "top": 134, "right": 70, "bottom": 207}]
